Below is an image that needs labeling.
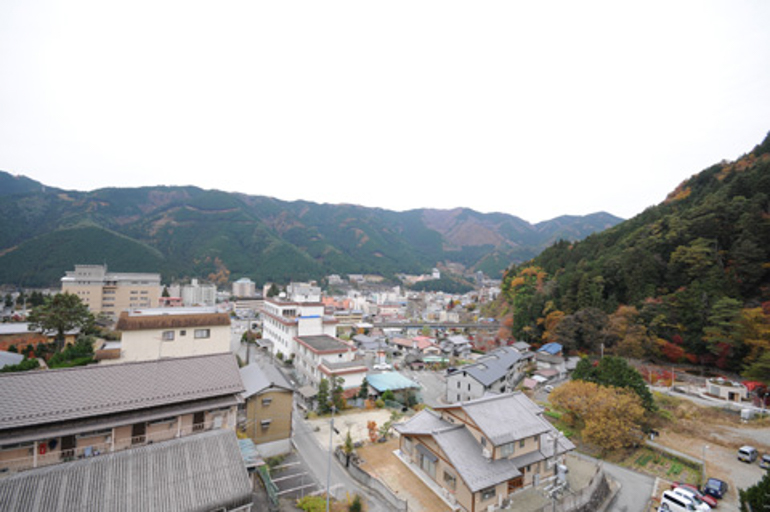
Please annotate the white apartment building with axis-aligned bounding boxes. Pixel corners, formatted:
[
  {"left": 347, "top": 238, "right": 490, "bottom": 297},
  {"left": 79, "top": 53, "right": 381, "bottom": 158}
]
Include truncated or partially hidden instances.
[
  {"left": 232, "top": 278, "right": 257, "bottom": 298},
  {"left": 260, "top": 298, "right": 337, "bottom": 358},
  {"left": 286, "top": 282, "right": 321, "bottom": 302},
  {"left": 181, "top": 279, "right": 217, "bottom": 307},
  {"left": 294, "top": 335, "right": 367, "bottom": 391},
  {"left": 61, "top": 264, "right": 161, "bottom": 317}
]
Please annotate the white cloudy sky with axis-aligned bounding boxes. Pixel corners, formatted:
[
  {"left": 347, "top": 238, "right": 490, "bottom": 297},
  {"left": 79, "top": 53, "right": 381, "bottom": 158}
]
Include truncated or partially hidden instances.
[{"left": 1, "top": 1, "right": 769, "bottom": 223}]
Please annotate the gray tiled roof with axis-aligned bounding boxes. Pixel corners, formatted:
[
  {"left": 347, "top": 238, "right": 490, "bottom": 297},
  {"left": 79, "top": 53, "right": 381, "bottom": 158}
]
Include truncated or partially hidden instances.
[
  {"left": 394, "top": 409, "right": 452, "bottom": 435},
  {"left": 438, "top": 392, "right": 552, "bottom": 446},
  {"left": 0, "top": 429, "right": 252, "bottom": 512},
  {"left": 461, "top": 347, "right": 522, "bottom": 386},
  {"left": 434, "top": 426, "right": 522, "bottom": 493},
  {"left": 240, "top": 361, "right": 293, "bottom": 399},
  {"left": 0, "top": 353, "right": 244, "bottom": 432}
]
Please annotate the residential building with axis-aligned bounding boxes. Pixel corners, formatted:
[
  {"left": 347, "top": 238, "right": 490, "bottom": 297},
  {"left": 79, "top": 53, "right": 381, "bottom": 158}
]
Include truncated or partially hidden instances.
[
  {"left": 0, "top": 353, "right": 244, "bottom": 474},
  {"left": 0, "top": 322, "right": 79, "bottom": 352},
  {"left": 442, "top": 335, "right": 472, "bottom": 357},
  {"left": 445, "top": 346, "right": 526, "bottom": 403},
  {"left": 286, "top": 282, "right": 321, "bottom": 302},
  {"left": 232, "top": 277, "right": 257, "bottom": 298},
  {"left": 239, "top": 362, "right": 294, "bottom": 457},
  {"left": 0, "top": 429, "right": 253, "bottom": 512},
  {"left": 111, "top": 307, "right": 230, "bottom": 363},
  {"left": 294, "top": 335, "right": 367, "bottom": 394},
  {"left": 365, "top": 371, "right": 420, "bottom": 403},
  {"left": 260, "top": 297, "right": 337, "bottom": 358},
  {"left": 394, "top": 393, "right": 574, "bottom": 512},
  {"left": 538, "top": 342, "right": 563, "bottom": 356},
  {"left": 535, "top": 352, "right": 567, "bottom": 378},
  {"left": 61, "top": 264, "right": 161, "bottom": 317},
  {"left": 181, "top": 278, "right": 217, "bottom": 307}
]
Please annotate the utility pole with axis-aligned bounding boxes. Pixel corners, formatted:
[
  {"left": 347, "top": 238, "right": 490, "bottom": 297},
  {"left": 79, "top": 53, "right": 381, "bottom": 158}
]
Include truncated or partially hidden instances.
[{"left": 326, "top": 405, "right": 336, "bottom": 512}]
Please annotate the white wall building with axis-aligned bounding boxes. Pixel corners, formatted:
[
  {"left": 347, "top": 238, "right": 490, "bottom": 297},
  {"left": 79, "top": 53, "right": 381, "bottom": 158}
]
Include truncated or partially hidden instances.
[
  {"left": 232, "top": 278, "right": 257, "bottom": 298},
  {"left": 286, "top": 282, "right": 321, "bottom": 303},
  {"left": 181, "top": 279, "right": 217, "bottom": 307},
  {"left": 113, "top": 307, "right": 231, "bottom": 363},
  {"left": 260, "top": 298, "right": 337, "bottom": 358}
]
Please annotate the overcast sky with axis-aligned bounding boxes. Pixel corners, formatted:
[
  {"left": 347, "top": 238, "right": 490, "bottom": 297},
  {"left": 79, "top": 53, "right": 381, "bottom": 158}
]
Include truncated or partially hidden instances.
[{"left": 1, "top": 1, "right": 769, "bottom": 223}]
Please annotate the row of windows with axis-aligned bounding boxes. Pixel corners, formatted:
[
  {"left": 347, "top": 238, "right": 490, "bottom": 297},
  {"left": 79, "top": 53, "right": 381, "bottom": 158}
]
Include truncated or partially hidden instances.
[{"left": 162, "top": 329, "right": 211, "bottom": 341}]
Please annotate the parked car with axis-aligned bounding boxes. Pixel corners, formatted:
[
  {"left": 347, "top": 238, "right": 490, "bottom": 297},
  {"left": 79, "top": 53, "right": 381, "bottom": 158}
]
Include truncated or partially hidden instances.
[
  {"left": 670, "top": 487, "right": 711, "bottom": 511},
  {"left": 373, "top": 362, "right": 392, "bottom": 371},
  {"left": 660, "top": 489, "right": 699, "bottom": 511},
  {"left": 702, "top": 478, "right": 728, "bottom": 500},
  {"left": 544, "top": 385, "right": 554, "bottom": 393},
  {"left": 671, "top": 483, "right": 718, "bottom": 508},
  {"left": 761, "top": 454, "right": 770, "bottom": 469},
  {"left": 738, "top": 445, "right": 758, "bottom": 463}
]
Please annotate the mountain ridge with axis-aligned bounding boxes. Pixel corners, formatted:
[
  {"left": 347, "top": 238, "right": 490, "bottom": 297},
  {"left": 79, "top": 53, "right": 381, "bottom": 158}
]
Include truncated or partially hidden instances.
[{"left": 0, "top": 172, "right": 623, "bottom": 288}]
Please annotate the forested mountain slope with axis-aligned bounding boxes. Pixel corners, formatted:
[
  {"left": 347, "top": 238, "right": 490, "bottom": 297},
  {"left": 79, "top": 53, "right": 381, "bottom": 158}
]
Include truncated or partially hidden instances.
[
  {"left": 502, "top": 131, "right": 770, "bottom": 377},
  {"left": 0, "top": 175, "right": 621, "bottom": 288}
]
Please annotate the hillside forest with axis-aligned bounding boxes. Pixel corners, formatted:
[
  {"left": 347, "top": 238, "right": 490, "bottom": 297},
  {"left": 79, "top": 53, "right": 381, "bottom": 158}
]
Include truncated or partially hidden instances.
[{"left": 500, "top": 132, "right": 770, "bottom": 382}]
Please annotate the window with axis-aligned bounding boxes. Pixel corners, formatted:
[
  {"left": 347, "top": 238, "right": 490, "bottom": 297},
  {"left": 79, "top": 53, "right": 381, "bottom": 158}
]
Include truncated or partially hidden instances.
[
  {"left": 194, "top": 329, "right": 210, "bottom": 339},
  {"left": 261, "top": 419, "right": 271, "bottom": 429},
  {"left": 443, "top": 470, "right": 457, "bottom": 490},
  {"left": 403, "top": 437, "right": 413, "bottom": 454},
  {"left": 500, "top": 442, "right": 515, "bottom": 457},
  {"left": 180, "top": 330, "right": 186, "bottom": 336},
  {"left": 481, "top": 437, "right": 487, "bottom": 447},
  {"left": 262, "top": 397, "right": 273, "bottom": 406},
  {"left": 162, "top": 330, "right": 175, "bottom": 341},
  {"left": 520, "top": 439, "right": 526, "bottom": 448},
  {"left": 480, "top": 486, "right": 496, "bottom": 501}
]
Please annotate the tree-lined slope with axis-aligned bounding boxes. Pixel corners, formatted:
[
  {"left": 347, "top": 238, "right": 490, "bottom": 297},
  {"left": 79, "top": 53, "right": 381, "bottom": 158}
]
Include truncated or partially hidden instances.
[
  {"left": 502, "top": 131, "right": 770, "bottom": 376},
  {"left": 0, "top": 174, "right": 621, "bottom": 287}
]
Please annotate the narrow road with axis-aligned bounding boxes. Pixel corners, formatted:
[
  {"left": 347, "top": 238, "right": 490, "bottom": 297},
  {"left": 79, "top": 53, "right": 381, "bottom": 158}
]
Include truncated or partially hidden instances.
[
  {"left": 292, "top": 412, "right": 390, "bottom": 512},
  {"left": 571, "top": 452, "right": 656, "bottom": 512}
]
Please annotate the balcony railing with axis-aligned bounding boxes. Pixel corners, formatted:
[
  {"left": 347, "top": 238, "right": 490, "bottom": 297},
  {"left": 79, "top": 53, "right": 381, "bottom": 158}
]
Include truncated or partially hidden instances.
[{"left": 0, "top": 419, "right": 226, "bottom": 476}]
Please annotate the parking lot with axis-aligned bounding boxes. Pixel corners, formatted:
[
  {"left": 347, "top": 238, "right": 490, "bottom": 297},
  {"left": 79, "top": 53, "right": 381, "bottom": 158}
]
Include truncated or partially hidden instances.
[{"left": 269, "top": 451, "right": 320, "bottom": 502}]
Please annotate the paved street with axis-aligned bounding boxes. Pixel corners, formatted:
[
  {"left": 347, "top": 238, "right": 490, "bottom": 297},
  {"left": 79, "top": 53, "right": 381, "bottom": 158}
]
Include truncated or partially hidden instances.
[
  {"left": 292, "top": 411, "right": 389, "bottom": 512},
  {"left": 571, "top": 452, "right": 656, "bottom": 512}
]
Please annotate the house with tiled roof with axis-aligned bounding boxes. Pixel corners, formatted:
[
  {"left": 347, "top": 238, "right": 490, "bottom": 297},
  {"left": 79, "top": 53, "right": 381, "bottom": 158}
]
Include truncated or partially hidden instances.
[
  {"left": 110, "top": 307, "right": 231, "bottom": 363},
  {"left": 239, "top": 362, "right": 294, "bottom": 457},
  {"left": 0, "top": 429, "right": 253, "bottom": 512},
  {"left": 394, "top": 392, "right": 574, "bottom": 511},
  {"left": 445, "top": 346, "right": 527, "bottom": 403},
  {"left": 0, "top": 353, "right": 244, "bottom": 474}
]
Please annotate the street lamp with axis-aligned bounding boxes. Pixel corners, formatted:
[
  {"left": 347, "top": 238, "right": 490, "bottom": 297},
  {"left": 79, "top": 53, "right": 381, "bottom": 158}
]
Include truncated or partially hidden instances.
[{"left": 702, "top": 445, "right": 709, "bottom": 477}]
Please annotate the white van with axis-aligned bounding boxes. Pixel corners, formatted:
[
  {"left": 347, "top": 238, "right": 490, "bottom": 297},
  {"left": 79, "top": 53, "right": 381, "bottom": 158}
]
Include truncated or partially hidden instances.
[
  {"left": 659, "top": 490, "right": 698, "bottom": 512},
  {"left": 671, "top": 487, "right": 711, "bottom": 511},
  {"left": 738, "top": 445, "right": 758, "bottom": 463}
]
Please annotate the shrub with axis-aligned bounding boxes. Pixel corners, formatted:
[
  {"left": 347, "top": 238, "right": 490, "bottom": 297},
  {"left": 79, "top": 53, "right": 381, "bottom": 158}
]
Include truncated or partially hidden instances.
[
  {"left": 297, "top": 495, "right": 326, "bottom": 512},
  {"left": 349, "top": 494, "right": 362, "bottom": 512}
]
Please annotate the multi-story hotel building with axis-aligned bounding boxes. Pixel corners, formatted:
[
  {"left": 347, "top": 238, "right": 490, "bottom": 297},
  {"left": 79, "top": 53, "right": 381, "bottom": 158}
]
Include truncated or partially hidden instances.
[{"left": 61, "top": 264, "right": 162, "bottom": 317}]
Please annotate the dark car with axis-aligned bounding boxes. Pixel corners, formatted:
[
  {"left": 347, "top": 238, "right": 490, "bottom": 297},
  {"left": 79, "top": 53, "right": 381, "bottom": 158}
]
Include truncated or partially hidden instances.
[
  {"left": 703, "top": 477, "right": 728, "bottom": 500},
  {"left": 671, "top": 482, "right": 718, "bottom": 508}
]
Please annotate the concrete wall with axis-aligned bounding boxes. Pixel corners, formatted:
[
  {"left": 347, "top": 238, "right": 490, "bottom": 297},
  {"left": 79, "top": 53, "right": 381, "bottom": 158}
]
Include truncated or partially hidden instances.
[{"left": 119, "top": 324, "right": 230, "bottom": 362}]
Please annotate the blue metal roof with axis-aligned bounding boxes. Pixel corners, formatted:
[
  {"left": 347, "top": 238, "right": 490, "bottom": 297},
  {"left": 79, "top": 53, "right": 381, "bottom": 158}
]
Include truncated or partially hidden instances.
[
  {"left": 538, "top": 342, "right": 562, "bottom": 355},
  {"left": 366, "top": 371, "right": 420, "bottom": 392}
]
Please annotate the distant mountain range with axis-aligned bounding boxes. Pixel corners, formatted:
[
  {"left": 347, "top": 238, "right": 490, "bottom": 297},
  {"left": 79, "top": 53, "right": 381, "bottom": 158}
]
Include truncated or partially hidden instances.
[{"left": 0, "top": 172, "right": 622, "bottom": 288}]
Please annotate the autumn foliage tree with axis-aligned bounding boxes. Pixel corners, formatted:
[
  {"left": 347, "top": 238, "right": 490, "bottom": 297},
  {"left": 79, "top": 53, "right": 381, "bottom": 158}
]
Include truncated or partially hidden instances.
[{"left": 550, "top": 380, "right": 645, "bottom": 453}]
